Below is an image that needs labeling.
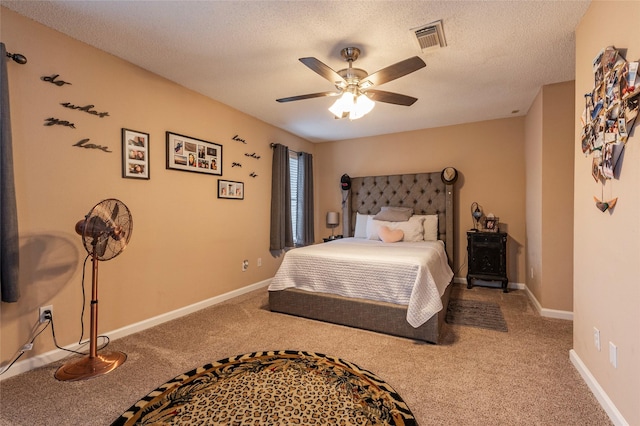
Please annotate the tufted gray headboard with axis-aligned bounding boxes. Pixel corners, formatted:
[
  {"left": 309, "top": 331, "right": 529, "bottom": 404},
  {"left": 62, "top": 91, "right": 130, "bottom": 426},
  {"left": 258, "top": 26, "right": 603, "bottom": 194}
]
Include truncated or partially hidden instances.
[{"left": 341, "top": 171, "right": 454, "bottom": 266}]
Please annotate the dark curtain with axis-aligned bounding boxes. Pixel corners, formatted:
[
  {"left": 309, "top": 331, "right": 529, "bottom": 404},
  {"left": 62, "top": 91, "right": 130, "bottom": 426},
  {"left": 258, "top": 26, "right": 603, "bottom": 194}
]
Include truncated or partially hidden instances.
[
  {"left": 269, "top": 143, "right": 293, "bottom": 251},
  {"left": 0, "top": 43, "right": 20, "bottom": 303},
  {"left": 296, "top": 152, "right": 314, "bottom": 246}
]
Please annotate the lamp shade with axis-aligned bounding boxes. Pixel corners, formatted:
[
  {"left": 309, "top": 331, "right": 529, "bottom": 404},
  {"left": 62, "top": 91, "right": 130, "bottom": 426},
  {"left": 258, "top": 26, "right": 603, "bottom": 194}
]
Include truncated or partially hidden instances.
[{"left": 326, "top": 211, "right": 339, "bottom": 226}]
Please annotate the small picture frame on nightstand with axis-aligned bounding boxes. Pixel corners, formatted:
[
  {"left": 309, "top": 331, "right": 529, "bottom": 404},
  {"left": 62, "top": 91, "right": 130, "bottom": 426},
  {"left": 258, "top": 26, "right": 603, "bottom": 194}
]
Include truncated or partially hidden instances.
[{"left": 484, "top": 217, "right": 499, "bottom": 232}]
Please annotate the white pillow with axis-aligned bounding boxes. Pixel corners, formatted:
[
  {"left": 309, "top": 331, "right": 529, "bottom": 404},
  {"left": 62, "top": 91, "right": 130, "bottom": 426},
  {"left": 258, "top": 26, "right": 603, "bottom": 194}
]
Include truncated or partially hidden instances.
[
  {"left": 414, "top": 215, "right": 439, "bottom": 241},
  {"left": 367, "top": 215, "right": 426, "bottom": 242},
  {"left": 372, "top": 206, "right": 413, "bottom": 222},
  {"left": 354, "top": 213, "right": 370, "bottom": 238}
]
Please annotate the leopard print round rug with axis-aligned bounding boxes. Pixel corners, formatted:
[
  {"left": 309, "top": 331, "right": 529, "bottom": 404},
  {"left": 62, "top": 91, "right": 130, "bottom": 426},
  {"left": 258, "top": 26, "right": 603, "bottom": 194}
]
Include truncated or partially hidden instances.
[{"left": 111, "top": 350, "right": 416, "bottom": 425}]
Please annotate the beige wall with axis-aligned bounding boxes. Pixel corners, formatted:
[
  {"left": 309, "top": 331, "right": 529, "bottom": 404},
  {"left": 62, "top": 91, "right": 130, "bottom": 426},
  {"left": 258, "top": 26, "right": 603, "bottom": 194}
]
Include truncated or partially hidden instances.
[
  {"left": 525, "top": 82, "right": 575, "bottom": 312},
  {"left": 0, "top": 8, "right": 313, "bottom": 363},
  {"left": 525, "top": 88, "right": 544, "bottom": 302},
  {"left": 574, "top": 1, "right": 640, "bottom": 424},
  {"left": 314, "top": 118, "right": 527, "bottom": 284},
  {"left": 541, "top": 82, "right": 575, "bottom": 311}
]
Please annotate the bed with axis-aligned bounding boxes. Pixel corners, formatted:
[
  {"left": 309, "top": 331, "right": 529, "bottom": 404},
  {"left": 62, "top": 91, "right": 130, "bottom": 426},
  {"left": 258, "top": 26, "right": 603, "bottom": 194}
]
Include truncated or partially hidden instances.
[{"left": 268, "top": 170, "right": 455, "bottom": 343}]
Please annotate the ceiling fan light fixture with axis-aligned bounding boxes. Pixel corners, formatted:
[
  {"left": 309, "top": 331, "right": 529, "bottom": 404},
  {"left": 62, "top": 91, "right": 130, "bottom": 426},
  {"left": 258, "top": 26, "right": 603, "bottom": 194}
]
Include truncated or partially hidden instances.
[
  {"left": 329, "top": 91, "right": 375, "bottom": 120},
  {"left": 329, "top": 91, "right": 353, "bottom": 118},
  {"left": 350, "top": 93, "right": 375, "bottom": 120}
]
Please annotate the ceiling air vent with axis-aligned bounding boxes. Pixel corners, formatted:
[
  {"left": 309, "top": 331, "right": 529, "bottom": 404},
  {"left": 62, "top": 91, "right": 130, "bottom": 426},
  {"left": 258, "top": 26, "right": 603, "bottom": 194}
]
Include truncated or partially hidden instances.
[{"left": 412, "top": 20, "right": 447, "bottom": 52}]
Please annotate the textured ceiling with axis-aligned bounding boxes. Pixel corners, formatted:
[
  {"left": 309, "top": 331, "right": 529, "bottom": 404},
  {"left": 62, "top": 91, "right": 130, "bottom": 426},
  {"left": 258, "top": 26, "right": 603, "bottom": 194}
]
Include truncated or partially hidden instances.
[{"left": 2, "top": 1, "right": 590, "bottom": 143}]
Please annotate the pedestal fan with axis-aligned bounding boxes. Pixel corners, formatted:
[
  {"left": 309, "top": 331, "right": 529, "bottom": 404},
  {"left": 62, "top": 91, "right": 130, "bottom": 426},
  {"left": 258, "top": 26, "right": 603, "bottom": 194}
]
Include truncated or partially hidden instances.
[{"left": 55, "top": 199, "right": 133, "bottom": 381}]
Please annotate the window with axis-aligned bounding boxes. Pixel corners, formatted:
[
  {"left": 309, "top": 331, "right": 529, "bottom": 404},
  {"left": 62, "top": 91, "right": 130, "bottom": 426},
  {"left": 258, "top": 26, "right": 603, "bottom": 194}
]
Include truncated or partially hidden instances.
[{"left": 289, "top": 150, "right": 300, "bottom": 244}]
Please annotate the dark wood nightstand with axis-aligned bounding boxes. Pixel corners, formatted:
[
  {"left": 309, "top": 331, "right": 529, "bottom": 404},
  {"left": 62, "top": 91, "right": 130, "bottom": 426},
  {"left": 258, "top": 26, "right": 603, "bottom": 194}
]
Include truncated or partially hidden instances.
[{"left": 466, "top": 231, "right": 509, "bottom": 292}]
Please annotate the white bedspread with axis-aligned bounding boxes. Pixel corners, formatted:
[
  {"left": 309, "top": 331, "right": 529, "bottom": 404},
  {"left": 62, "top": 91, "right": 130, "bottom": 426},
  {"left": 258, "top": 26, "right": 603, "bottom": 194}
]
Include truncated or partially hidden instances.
[{"left": 268, "top": 238, "right": 453, "bottom": 327}]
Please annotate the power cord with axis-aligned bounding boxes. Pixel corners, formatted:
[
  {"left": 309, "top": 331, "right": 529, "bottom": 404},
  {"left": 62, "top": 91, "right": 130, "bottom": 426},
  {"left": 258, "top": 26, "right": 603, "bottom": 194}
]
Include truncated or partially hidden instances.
[
  {"left": 455, "top": 251, "right": 468, "bottom": 277},
  {"left": 0, "top": 253, "right": 111, "bottom": 376},
  {"left": 0, "top": 308, "right": 110, "bottom": 376},
  {"left": 78, "top": 253, "right": 90, "bottom": 344},
  {"left": 0, "top": 320, "right": 49, "bottom": 375}
]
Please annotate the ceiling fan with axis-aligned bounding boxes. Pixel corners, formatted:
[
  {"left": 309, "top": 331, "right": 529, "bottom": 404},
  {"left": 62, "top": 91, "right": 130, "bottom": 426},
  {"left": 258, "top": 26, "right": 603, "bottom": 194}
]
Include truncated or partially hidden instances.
[{"left": 276, "top": 47, "right": 426, "bottom": 120}]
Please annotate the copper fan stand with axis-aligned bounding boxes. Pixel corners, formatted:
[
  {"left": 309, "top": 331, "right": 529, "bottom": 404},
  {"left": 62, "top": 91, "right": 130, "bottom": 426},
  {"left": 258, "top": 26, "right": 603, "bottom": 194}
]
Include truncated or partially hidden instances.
[{"left": 55, "top": 248, "right": 126, "bottom": 381}]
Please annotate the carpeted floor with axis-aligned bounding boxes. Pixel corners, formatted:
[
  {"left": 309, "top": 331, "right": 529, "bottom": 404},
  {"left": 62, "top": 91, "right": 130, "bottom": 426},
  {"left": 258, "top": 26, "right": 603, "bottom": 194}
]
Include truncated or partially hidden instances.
[{"left": 0, "top": 283, "right": 613, "bottom": 425}]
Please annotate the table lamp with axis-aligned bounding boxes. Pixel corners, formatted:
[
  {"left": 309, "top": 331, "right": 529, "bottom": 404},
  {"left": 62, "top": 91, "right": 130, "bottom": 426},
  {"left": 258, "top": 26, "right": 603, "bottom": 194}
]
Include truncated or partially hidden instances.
[{"left": 326, "top": 211, "right": 339, "bottom": 239}]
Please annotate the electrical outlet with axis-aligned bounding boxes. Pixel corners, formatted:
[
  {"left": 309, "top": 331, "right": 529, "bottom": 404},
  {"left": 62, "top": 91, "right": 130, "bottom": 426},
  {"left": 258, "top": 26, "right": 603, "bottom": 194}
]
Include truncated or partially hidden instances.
[
  {"left": 609, "top": 342, "right": 617, "bottom": 368},
  {"left": 39, "top": 305, "right": 53, "bottom": 324},
  {"left": 530, "top": 267, "right": 534, "bottom": 279},
  {"left": 257, "top": 258, "right": 262, "bottom": 267},
  {"left": 593, "top": 327, "right": 600, "bottom": 351},
  {"left": 242, "top": 260, "right": 249, "bottom": 272}
]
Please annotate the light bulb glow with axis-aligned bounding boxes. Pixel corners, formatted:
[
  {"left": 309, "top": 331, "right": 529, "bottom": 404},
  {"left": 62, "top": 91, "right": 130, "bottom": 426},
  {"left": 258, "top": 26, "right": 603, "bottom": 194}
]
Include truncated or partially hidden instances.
[{"left": 328, "top": 90, "right": 375, "bottom": 120}]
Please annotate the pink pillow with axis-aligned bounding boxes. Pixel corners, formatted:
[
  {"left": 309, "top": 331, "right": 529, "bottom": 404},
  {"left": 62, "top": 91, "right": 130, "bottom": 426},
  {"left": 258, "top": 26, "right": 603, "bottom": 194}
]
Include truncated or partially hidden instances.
[{"left": 379, "top": 226, "right": 404, "bottom": 243}]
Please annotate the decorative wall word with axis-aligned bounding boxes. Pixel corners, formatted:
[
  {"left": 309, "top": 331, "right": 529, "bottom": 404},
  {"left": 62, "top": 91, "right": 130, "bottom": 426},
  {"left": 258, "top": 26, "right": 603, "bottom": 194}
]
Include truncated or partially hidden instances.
[
  {"left": 41, "top": 74, "right": 72, "bottom": 87},
  {"left": 73, "top": 138, "right": 112, "bottom": 153},
  {"left": 581, "top": 45, "right": 639, "bottom": 212},
  {"left": 44, "top": 117, "right": 75, "bottom": 128},
  {"left": 60, "top": 102, "right": 110, "bottom": 118},
  {"left": 232, "top": 162, "right": 242, "bottom": 168},
  {"left": 244, "top": 152, "right": 261, "bottom": 159},
  {"left": 232, "top": 134, "right": 247, "bottom": 144},
  {"left": 250, "top": 172, "right": 258, "bottom": 178}
]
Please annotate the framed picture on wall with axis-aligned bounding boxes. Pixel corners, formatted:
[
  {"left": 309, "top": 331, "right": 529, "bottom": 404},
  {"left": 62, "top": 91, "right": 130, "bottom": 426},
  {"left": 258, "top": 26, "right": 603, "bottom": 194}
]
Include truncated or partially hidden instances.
[
  {"left": 122, "top": 128, "right": 150, "bottom": 179},
  {"left": 166, "top": 132, "right": 222, "bottom": 175},
  {"left": 218, "top": 179, "right": 244, "bottom": 200}
]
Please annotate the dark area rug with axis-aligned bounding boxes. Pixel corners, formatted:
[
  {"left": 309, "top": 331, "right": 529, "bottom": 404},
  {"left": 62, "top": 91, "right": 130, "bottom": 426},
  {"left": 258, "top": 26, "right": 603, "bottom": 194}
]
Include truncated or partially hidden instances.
[
  {"left": 111, "top": 350, "right": 416, "bottom": 425},
  {"left": 446, "top": 298, "right": 508, "bottom": 332}
]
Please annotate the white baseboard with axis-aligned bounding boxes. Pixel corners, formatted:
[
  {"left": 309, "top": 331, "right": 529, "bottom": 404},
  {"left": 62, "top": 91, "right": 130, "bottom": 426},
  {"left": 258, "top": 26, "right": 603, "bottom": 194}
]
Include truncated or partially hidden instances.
[
  {"left": 569, "top": 350, "right": 629, "bottom": 426},
  {"left": 0, "top": 279, "right": 271, "bottom": 381},
  {"left": 453, "top": 276, "right": 524, "bottom": 291},
  {"left": 454, "top": 276, "right": 573, "bottom": 320},
  {"left": 523, "top": 285, "right": 573, "bottom": 320}
]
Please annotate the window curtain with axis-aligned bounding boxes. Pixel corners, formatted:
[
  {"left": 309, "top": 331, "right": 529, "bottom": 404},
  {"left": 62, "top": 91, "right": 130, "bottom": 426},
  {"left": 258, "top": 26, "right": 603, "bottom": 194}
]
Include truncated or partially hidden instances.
[
  {"left": 269, "top": 143, "right": 293, "bottom": 251},
  {"left": 0, "top": 43, "right": 20, "bottom": 303},
  {"left": 296, "top": 152, "right": 314, "bottom": 246}
]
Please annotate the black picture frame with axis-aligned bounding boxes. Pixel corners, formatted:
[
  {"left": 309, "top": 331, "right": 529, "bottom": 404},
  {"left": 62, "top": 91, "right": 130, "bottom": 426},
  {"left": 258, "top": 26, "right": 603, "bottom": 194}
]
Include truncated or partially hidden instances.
[
  {"left": 166, "top": 131, "right": 222, "bottom": 175},
  {"left": 122, "top": 128, "right": 150, "bottom": 179},
  {"left": 218, "top": 179, "right": 244, "bottom": 200}
]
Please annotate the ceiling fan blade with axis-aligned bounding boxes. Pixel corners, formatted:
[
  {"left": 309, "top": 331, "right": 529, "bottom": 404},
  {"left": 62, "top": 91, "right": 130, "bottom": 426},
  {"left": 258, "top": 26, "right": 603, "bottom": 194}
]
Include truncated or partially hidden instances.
[
  {"left": 365, "top": 90, "right": 418, "bottom": 106},
  {"left": 276, "top": 91, "right": 341, "bottom": 103},
  {"left": 360, "top": 56, "right": 426, "bottom": 88},
  {"left": 299, "top": 57, "right": 346, "bottom": 86}
]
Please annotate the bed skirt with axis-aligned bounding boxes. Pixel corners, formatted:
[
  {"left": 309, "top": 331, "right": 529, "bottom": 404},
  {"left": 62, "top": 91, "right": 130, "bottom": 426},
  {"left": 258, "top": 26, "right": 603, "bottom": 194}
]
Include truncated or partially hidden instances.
[{"left": 268, "top": 281, "right": 452, "bottom": 344}]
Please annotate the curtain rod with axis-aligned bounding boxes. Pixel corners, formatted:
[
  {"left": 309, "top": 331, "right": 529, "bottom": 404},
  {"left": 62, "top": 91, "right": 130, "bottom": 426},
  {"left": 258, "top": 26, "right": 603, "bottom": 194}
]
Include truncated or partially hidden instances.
[
  {"left": 5, "top": 50, "right": 27, "bottom": 65},
  {"left": 270, "top": 143, "right": 300, "bottom": 155}
]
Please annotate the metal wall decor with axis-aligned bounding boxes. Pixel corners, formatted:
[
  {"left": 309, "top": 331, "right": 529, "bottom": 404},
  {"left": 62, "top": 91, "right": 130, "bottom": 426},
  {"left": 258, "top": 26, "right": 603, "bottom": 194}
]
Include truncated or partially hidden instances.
[
  {"left": 41, "top": 74, "right": 71, "bottom": 86},
  {"left": 40, "top": 70, "right": 117, "bottom": 154},
  {"left": 232, "top": 134, "right": 247, "bottom": 144},
  {"left": 44, "top": 117, "right": 75, "bottom": 128},
  {"left": 73, "top": 138, "right": 112, "bottom": 153},
  {"left": 244, "top": 152, "right": 261, "bottom": 159},
  {"left": 60, "top": 102, "right": 109, "bottom": 118},
  {"left": 581, "top": 46, "right": 639, "bottom": 212}
]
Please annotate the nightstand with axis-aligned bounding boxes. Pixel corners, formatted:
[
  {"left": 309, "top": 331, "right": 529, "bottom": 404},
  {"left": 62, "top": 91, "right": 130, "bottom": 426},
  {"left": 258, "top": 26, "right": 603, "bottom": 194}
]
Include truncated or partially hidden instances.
[{"left": 466, "top": 231, "right": 509, "bottom": 292}]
